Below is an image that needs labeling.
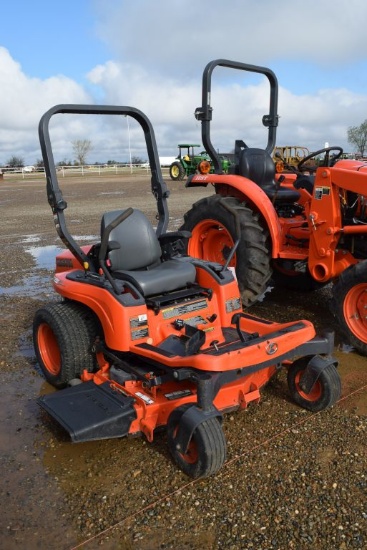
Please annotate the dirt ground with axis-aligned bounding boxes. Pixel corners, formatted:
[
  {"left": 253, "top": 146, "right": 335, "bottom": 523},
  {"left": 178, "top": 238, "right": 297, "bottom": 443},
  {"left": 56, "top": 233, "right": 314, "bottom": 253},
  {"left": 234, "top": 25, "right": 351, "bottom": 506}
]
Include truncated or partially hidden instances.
[{"left": 0, "top": 172, "right": 366, "bottom": 550}]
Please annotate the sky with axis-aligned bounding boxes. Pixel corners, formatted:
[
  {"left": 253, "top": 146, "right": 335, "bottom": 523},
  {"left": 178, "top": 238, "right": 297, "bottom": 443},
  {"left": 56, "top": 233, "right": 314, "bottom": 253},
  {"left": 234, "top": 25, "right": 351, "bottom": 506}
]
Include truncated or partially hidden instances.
[{"left": 1, "top": 0, "right": 367, "bottom": 165}]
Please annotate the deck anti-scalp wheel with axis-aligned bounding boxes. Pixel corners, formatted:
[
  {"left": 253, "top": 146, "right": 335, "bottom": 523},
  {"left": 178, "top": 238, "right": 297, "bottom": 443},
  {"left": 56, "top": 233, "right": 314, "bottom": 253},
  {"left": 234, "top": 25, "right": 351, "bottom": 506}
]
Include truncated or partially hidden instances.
[
  {"left": 181, "top": 195, "right": 272, "bottom": 307},
  {"left": 167, "top": 404, "right": 227, "bottom": 478},
  {"left": 287, "top": 357, "right": 341, "bottom": 412},
  {"left": 331, "top": 262, "right": 367, "bottom": 356},
  {"left": 33, "top": 301, "right": 99, "bottom": 388}
]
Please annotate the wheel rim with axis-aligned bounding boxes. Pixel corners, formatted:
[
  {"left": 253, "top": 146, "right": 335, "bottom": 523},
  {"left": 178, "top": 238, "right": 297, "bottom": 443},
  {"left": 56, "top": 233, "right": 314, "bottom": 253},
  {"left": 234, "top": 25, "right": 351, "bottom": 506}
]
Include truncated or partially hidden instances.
[
  {"left": 294, "top": 370, "right": 322, "bottom": 402},
  {"left": 172, "top": 425, "right": 198, "bottom": 464},
  {"left": 37, "top": 323, "right": 61, "bottom": 376},
  {"left": 171, "top": 165, "right": 179, "bottom": 178},
  {"left": 188, "top": 219, "right": 236, "bottom": 266},
  {"left": 343, "top": 283, "right": 367, "bottom": 343}
]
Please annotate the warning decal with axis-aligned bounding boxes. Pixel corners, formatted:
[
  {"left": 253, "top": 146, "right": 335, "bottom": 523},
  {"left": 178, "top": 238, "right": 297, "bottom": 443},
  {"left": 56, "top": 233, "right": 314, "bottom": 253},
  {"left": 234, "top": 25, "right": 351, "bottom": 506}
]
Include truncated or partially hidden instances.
[
  {"left": 162, "top": 299, "right": 208, "bottom": 320},
  {"left": 225, "top": 297, "right": 242, "bottom": 313},
  {"left": 314, "top": 187, "right": 330, "bottom": 200}
]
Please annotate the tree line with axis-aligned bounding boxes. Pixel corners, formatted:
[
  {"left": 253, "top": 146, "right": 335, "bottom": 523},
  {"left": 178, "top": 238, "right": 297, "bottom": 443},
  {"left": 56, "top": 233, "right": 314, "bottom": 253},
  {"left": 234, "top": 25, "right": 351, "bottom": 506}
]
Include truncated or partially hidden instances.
[
  {"left": 2, "top": 122, "right": 367, "bottom": 169},
  {"left": 1, "top": 140, "right": 145, "bottom": 169}
]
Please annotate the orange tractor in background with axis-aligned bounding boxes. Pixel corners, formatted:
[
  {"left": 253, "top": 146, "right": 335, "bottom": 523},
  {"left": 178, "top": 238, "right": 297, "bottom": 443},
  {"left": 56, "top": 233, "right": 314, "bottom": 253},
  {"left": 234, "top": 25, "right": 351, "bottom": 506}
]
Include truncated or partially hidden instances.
[{"left": 181, "top": 59, "right": 367, "bottom": 355}]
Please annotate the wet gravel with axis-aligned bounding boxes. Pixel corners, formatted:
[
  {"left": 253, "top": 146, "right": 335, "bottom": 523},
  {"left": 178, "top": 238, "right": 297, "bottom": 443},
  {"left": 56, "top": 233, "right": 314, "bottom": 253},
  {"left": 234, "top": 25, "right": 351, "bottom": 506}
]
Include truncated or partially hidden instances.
[{"left": 0, "top": 173, "right": 366, "bottom": 550}]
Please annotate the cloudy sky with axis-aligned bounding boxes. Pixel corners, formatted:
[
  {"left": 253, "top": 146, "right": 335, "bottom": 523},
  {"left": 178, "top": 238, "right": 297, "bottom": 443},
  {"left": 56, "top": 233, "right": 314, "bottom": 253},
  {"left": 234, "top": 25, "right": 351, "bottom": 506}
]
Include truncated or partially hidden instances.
[{"left": 1, "top": 0, "right": 367, "bottom": 165}]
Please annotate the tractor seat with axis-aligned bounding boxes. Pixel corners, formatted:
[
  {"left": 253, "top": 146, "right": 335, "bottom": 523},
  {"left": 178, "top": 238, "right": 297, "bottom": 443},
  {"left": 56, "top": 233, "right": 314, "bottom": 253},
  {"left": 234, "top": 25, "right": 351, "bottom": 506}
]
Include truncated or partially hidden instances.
[
  {"left": 101, "top": 209, "right": 197, "bottom": 297},
  {"left": 239, "top": 147, "right": 300, "bottom": 203}
]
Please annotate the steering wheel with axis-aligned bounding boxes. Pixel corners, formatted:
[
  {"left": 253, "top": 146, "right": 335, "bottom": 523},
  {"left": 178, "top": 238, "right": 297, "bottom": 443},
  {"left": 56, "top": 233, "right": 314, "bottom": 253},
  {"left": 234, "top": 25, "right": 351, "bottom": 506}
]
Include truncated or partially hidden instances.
[{"left": 298, "top": 146, "right": 343, "bottom": 172}]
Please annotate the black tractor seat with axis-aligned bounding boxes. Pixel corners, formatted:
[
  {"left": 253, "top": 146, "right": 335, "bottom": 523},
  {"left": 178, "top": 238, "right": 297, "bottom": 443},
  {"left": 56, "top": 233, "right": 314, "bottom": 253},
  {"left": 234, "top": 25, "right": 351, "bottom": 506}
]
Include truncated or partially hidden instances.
[
  {"left": 101, "top": 209, "right": 197, "bottom": 297},
  {"left": 238, "top": 147, "right": 301, "bottom": 203}
]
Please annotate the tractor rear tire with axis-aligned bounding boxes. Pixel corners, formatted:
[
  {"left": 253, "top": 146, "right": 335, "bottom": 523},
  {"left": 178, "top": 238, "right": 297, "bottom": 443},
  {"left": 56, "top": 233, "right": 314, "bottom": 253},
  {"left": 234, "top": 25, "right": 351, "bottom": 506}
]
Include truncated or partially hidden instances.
[
  {"left": 169, "top": 161, "right": 185, "bottom": 181},
  {"left": 181, "top": 195, "right": 272, "bottom": 307},
  {"left": 287, "top": 358, "right": 341, "bottom": 412},
  {"left": 33, "top": 301, "right": 99, "bottom": 388},
  {"left": 167, "top": 404, "right": 227, "bottom": 478},
  {"left": 331, "top": 262, "right": 367, "bottom": 356}
]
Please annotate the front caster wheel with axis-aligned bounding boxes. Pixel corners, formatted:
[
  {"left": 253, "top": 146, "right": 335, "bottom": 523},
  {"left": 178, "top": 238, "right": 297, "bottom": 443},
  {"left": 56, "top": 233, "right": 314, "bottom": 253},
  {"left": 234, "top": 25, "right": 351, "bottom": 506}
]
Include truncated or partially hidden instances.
[
  {"left": 167, "top": 404, "right": 227, "bottom": 478},
  {"left": 287, "top": 358, "right": 341, "bottom": 412}
]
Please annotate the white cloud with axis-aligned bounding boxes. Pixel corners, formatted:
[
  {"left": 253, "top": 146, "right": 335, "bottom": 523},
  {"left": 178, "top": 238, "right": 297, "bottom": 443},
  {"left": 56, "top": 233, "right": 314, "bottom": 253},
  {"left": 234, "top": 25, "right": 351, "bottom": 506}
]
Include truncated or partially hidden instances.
[
  {"left": 0, "top": 47, "right": 91, "bottom": 163},
  {"left": 86, "top": 59, "right": 367, "bottom": 155},
  {"left": 94, "top": 0, "right": 367, "bottom": 74},
  {"left": 2, "top": 0, "right": 367, "bottom": 165}
]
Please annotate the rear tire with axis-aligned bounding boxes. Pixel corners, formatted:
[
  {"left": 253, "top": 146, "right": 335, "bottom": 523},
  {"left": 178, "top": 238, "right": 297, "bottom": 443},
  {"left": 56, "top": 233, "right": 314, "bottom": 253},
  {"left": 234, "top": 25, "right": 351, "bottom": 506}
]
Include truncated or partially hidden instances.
[
  {"left": 331, "top": 262, "right": 367, "bottom": 356},
  {"left": 287, "top": 358, "right": 341, "bottom": 411},
  {"left": 169, "top": 161, "right": 185, "bottom": 181},
  {"left": 33, "top": 301, "right": 99, "bottom": 388},
  {"left": 167, "top": 404, "right": 227, "bottom": 478},
  {"left": 181, "top": 195, "right": 272, "bottom": 307}
]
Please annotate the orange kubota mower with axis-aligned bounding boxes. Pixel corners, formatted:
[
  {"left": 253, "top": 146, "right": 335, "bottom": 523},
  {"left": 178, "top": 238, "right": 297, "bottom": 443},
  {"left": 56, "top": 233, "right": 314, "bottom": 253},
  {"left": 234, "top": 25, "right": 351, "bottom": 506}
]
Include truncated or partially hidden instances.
[
  {"left": 33, "top": 105, "right": 340, "bottom": 478},
  {"left": 181, "top": 59, "right": 367, "bottom": 356}
]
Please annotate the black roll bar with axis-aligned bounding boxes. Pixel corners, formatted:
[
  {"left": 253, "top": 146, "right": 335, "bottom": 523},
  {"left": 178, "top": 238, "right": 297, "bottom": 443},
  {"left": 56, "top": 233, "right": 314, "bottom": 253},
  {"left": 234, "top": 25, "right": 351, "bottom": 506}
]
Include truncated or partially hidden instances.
[
  {"left": 38, "top": 104, "right": 170, "bottom": 269},
  {"left": 194, "top": 59, "right": 279, "bottom": 173}
]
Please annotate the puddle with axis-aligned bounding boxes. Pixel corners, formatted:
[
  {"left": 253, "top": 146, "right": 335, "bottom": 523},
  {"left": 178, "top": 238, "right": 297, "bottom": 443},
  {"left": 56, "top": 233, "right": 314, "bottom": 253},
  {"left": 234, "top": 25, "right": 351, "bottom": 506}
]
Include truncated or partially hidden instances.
[
  {"left": 1, "top": 238, "right": 101, "bottom": 297},
  {"left": 20, "top": 234, "right": 42, "bottom": 244},
  {"left": 98, "top": 191, "right": 125, "bottom": 196},
  {"left": 74, "top": 234, "right": 99, "bottom": 242},
  {"left": 0, "top": 274, "right": 53, "bottom": 297},
  {"left": 26, "top": 245, "right": 62, "bottom": 270}
]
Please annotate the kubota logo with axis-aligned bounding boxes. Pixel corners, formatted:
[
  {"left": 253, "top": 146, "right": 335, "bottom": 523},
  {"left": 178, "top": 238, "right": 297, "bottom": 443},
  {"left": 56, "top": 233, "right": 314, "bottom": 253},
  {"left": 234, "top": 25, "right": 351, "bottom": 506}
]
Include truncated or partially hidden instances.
[{"left": 266, "top": 342, "right": 278, "bottom": 355}]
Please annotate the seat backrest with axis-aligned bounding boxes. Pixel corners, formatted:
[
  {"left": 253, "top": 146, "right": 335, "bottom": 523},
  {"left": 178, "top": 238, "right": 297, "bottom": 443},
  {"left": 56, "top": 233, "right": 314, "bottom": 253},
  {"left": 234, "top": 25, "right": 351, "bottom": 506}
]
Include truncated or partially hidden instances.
[
  {"left": 101, "top": 209, "right": 162, "bottom": 271},
  {"left": 238, "top": 147, "right": 276, "bottom": 191}
]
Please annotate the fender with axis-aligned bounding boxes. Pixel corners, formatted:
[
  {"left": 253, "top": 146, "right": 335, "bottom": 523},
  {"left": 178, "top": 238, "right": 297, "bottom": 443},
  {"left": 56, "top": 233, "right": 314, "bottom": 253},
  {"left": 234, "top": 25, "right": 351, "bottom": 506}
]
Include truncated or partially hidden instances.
[{"left": 187, "top": 173, "right": 282, "bottom": 257}]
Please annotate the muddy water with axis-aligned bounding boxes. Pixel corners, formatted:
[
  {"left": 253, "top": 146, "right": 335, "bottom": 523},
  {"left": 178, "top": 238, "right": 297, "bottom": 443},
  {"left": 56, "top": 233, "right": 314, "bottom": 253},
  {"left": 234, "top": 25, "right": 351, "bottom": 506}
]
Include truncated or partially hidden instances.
[{"left": 0, "top": 174, "right": 366, "bottom": 549}]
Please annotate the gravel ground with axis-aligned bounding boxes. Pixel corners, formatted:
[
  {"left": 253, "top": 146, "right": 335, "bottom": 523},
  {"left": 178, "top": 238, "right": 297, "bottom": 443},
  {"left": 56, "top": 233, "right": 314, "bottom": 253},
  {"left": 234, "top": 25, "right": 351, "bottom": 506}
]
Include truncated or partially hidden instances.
[{"left": 0, "top": 173, "right": 366, "bottom": 550}]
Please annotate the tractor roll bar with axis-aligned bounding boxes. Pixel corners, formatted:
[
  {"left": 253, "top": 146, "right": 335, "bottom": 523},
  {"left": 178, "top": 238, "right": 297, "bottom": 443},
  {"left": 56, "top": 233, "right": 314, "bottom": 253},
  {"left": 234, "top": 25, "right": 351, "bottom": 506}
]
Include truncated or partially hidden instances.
[
  {"left": 38, "top": 104, "right": 170, "bottom": 269},
  {"left": 194, "top": 59, "right": 279, "bottom": 172}
]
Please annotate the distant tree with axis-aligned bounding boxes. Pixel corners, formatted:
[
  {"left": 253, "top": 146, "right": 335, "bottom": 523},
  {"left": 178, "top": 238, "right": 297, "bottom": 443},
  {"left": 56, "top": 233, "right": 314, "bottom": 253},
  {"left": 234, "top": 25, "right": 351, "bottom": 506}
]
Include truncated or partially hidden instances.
[
  {"left": 35, "top": 158, "right": 44, "bottom": 168},
  {"left": 72, "top": 139, "right": 93, "bottom": 165},
  {"left": 57, "top": 158, "right": 72, "bottom": 166},
  {"left": 7, "top": 155, "right": 24, "bottom": 168},
  {"left": 347, "top": 120, "right": 367, "bottom": 157},
  {"left": 131, "top": 155, "right": 144, "bottom": 165}
]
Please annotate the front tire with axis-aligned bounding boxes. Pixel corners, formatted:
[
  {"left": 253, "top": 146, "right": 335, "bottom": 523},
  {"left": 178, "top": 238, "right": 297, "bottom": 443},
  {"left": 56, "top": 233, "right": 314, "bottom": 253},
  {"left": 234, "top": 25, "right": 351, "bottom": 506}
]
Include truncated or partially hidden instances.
[
  {"left": 331, "top": 262, "right": 367, "bottom": 356},
  {"left": 167, "top": 404, "right": 227, "bottom": 478},
  {"left": 181, "top": 195, "right": 272, "bottom": 307},
  {"left": 287, "top": 358, "right": 341, "bottom": 412},
  {"left": 33, "top": 301, "right": 99, "bottom": 388}
]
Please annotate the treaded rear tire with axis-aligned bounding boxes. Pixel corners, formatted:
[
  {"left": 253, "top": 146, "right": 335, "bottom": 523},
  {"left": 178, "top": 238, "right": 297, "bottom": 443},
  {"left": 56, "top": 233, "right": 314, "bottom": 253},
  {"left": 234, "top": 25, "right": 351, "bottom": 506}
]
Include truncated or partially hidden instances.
[
  {"left": 181, "top": 195, "right": 272, "bottom": 307},
  {"left": 33, "top": 301, "right": 99, "bottom": 388},
  {"left": 167, "top": 404, "right": 227, "bottom": 478}
]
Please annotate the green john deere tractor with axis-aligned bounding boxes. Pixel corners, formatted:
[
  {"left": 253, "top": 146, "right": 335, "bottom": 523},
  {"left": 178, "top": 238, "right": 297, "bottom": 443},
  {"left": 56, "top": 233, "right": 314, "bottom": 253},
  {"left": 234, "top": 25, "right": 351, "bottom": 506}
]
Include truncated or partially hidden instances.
[{"left": 169, "top": 143, "right": 231, "bottom": 181}]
